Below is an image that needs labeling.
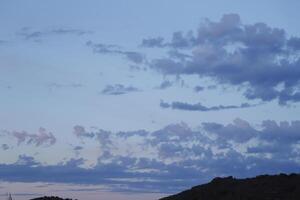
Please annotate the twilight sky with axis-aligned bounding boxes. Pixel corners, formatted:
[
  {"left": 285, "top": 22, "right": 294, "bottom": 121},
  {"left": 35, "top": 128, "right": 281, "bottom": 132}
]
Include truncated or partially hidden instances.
[{"left": 1, "top": 1, "right": 300, "bottom": 200}]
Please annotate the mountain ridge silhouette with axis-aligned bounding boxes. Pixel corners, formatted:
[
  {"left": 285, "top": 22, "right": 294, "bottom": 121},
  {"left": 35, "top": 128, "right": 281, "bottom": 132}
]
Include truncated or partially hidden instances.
[{"left": 159, "top": 173, "right": 300, "bottom": 200}]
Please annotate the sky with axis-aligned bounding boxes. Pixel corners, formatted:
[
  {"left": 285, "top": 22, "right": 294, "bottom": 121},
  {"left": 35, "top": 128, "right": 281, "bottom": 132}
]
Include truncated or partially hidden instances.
[{"left": 1, "top": 0, "right": 300, "bottom": 199}]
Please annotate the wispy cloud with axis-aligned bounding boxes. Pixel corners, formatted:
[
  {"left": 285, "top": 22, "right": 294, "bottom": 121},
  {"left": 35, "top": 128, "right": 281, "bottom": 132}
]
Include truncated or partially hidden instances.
[
  {"left": 101, "top": 84, "right": 141, "bottom": 95},
  {"left": 17, "top": 27, "right": 92, "bottom": 41},
  {"left": 160, "top": 100, "right": 257, "bottom": 112},
  {"left": 87, "top": 41, "right": 146, "bottom": 64},
  {"left": 46, "top": 82, "right": 84, "bottom": 90},
  {"left": 3, "top": 128, "right": 56, "bottom": 147}
]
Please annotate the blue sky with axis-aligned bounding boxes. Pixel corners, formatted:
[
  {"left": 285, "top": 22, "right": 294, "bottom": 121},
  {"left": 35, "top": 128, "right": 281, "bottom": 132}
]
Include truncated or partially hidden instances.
[{"left": 1, "top": 1, "right": 300, "bottom": 199}]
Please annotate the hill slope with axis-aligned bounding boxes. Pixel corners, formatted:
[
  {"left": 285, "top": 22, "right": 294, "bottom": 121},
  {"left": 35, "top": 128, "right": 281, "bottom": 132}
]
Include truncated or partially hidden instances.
[
  {"left": 30, "top": 197, "right": 74, "bottom": 200},
  {"left": 160, "top": 173, "right": 300, "bottom": 200}
]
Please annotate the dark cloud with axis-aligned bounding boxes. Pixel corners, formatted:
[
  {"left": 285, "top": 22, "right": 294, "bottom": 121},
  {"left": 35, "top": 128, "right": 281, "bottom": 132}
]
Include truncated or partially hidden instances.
[
  {"left": 87, "top": 41, "right": 145, "bottom": 64},
  {"left": 124, "top": 52, "right": 145, "bottom": 64},
  {"left": 73, "top": 126, "right": 112, "bottom": 149},
  {"left": 4, "top": 128, "right": 56, "bottom": 147},
  {"left": 144, "top": 14, "right": 300, "bottom": 105},
  {"left": 141, "top": 37, "right": 166, "bottom": 48},
  {"left": 202, "top": 118, "right": 257, "bottom": 142},
  {"left": 1, "top": 119, "right": 300, "bottom": 193},
  {"left": 155, "top": 80, "right": 173, "bottom": 90},
  {"left": 17, "top": 27, "right": 92, "bottom": 41},
  {"left": 73, "top": 146, "right": 83, "bottom": 151},
  {"left": 160, "top": 100, "right": 256, "bottom": 111},
  {"left": 207, "top": 85, "right": 217, "bottom": 90},
  {"left": 287, "top": 37, "right": 300, "bottom": 51},
  {"left": 101, "top": 84, "right": 140, "bottom": 95},
  {"left": 167, "top": 49, "right": 192, "bottom": 61},
  {"left": 1, "top": 144, "right": 9, "bottom": 151},
  {"left": 73, "top": 125, "right": 95, "bottom": 138},
  {"left": 259, "top": 120, "right": 300, "bottom": 143},
  {"left": 194, "top": 86, "right": 205, "bottom": 92}
]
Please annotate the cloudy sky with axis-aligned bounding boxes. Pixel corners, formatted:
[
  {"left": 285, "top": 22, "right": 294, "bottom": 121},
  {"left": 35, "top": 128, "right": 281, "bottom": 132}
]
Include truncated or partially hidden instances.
[{"left": 1, "top": 0, "right": 300, "bottom": 199}]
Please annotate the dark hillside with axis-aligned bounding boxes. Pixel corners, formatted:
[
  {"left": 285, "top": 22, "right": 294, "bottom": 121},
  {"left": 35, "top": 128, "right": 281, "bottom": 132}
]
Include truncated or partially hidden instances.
[
  {"left": 30, "top": 197, "right": 75, "bottom": 200},
  {"left": 160, "top": 173, "right": 300, "bottom": 200}
]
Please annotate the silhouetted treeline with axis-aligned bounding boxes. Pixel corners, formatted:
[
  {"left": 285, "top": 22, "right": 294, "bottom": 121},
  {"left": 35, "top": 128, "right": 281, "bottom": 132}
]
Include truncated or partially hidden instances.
[
  {"left": 30, "top": 196, "right": 76, "bottom": 200},
  {"left": 160, "top": 173, "right": 300, "bottom": 200}
]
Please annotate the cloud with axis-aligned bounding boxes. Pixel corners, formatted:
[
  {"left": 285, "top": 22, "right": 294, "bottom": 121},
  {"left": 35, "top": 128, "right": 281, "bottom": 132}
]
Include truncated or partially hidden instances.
[
  {"left": 101, "top": 84, "right": 140, "bottom": 95},
  {"left": 73, "top": 125, "right": 95, "bottom": 138},
  {"left": 87, "top": 41, "right": 145, "bottom": 64},
  {"left": 143, "top": 14, "right": 300, "bottom": 105},
  {"left": 160, "top": 100, "right": 256, "bottom": 111},
  {"left": 1, "top": 119, "right": 300, "bottom": 193},
  {"left": 17, "top": 27, "right": 92, "bottom": 41},
  {"left": 4, "top": 128, "right": 56, "bottom": 147},
  {"left": 1, "top": 144, "right": 9, "bottom": 151},
  {"left": 141, "top": 37, "right": 166, "bottom": 48},
  {"left": 202, "top": 118, "right": 257, "bottom": 142},
  {"left": 46, "top": 83, "right": 84, "bottom": 90},
  {"left": 207, "top": 85, "right": 217, "bottom": 90},
  {"left": 155, "top": 80, "right": 173, "bottom": 90},
  {"left": 73, "top": 146, "right": 83, "bottom": 151},
  {"left": 194, "top": 86, "right": 205, "bottom": 92}
]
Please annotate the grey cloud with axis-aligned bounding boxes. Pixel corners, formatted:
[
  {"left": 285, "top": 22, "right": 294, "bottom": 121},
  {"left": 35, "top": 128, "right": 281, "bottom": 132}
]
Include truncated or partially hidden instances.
[
  {"left": 0, "top": 155, "right": 187, "bottom": 193},
  {"left": 15, "top": 155, "right": 40, "bottom": 166},
  {"left": 167, "top": 49, "right": 192, "bottom": 61},
  {"left": 141, "top": 37, "right": 166, "bottom": 48},
  {"left": 73, "top": 145, "right": 84, "bottom": 157},
  {"left": 73, "top": 125, "right": 95, "bottom": 138},
  {"left": 73, "top": 146, "right": 83, "bottom": 151},
  {"left": 124, "top": 51, "right": 145, "bottom": 64},
  {"left": 246, "top": 144, "right": 289, "bottom": 155},
  {"left": 260, "top": 120, "right": 300, "bottom": 142},
  {"left": 101, "top": 84, "right": 140, "bottom": 95},
  {"left": 202, "top": 118, "right": 257, "bottom": 142},
  {"left": 155, "top": 80, "right": 173, "bottom": 90},
  {"left": 116, "top": 130, "right": 149, "bottom": 138},
  {"left": 1, "top": 144, "right": 9, "bottom": 151},
  {"left": 287, "top": 37, "right": 300, "bottom": 51},
  {"left": 160, "top": 100, "right": 256, "bottom": 112},
  {"left": 170, "top": 31, "right": 195, "bottom": 48},
  {"left": 73, "top": 126, "right": 111, "bottom": 149},
  {"left": 95, "top": 130, "right": 112, "bottom": 149},
  {"left": 194, "top": 86, "right": 205, "bottom": 92},
  {"left": 7, "top": 128, "right": 56, "bottom": 146},
  {"left": 141, "top": 31, "right": 195, "bottom": 49},
  {"left": 145, "top": 14, "right": 300, "bottom": 105},
  {"left": 47, "top": 83, "right": 84, "bottom": 90},
  {"left": 1, "top": 119, "right": 300, "bottom": 193},
  {"left": 207, "top": 85, "right": 217, "bottom": 90},
  {"left": 18, "top": 27, "right": 92, "bottom": 41},
  {"left": 87, "top": 41, "right": 145, "bottom": 64}
]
